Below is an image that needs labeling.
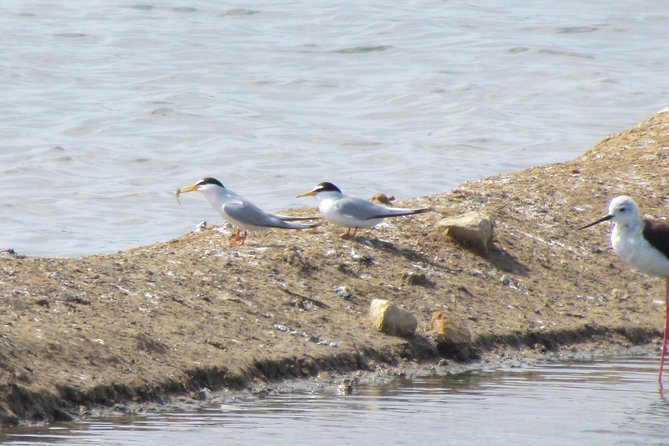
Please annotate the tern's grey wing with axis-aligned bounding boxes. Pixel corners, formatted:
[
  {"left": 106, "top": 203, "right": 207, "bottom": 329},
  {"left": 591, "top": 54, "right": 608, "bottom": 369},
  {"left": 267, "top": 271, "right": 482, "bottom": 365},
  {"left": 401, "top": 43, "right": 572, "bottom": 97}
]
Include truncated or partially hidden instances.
[
  {"left": 335, "top": 196, "right": 429, "bottom": 220},
  {"left": 223, "top": 200, "right": 316, "bottom": 229},
  {"left": 334, "top": 197, "right": 394, "bottom": 220},
  {"left": 222, "top": 200, "right": 289, "bottom": 228},
  {"left": 274, "top": 214, "right": 321, "bottom": 222}
]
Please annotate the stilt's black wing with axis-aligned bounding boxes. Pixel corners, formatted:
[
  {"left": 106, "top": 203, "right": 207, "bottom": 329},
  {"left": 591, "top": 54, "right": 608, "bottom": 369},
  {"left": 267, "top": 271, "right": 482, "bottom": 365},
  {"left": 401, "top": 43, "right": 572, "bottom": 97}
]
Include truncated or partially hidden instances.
[{"left": 642, "top": 218, "right": 669, "bottom": 259}]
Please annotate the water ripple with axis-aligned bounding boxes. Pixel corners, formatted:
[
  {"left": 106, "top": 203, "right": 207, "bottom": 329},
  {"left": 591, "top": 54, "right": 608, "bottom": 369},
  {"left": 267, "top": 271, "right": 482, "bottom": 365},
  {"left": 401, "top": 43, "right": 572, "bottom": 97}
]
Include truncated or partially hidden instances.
[{"left": 1, "top": 0, "right": 668, "bottom": 256}]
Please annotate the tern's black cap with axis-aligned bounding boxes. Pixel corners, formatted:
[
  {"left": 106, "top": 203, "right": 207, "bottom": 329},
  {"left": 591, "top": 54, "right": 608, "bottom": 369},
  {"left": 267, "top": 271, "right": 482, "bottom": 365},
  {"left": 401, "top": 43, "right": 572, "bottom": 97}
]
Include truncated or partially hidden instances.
[
  {"left": 314, "top": 182, "right": 341, "bottom": 193},
  {"left": 198, "top": 177, "right": 225, "bottom": 188}
]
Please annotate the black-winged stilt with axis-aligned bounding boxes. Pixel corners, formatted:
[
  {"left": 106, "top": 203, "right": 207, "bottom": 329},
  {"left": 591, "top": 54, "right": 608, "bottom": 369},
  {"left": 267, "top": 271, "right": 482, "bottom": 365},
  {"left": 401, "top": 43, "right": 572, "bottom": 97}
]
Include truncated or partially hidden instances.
[{"left": 580, "top": 195, "right": 669, "bottom": 382}]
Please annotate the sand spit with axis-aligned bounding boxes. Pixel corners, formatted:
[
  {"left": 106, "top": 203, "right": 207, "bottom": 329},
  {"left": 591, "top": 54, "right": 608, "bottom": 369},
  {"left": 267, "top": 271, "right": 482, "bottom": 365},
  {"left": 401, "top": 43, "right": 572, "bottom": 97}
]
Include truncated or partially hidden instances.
[{"left": 1, "top": 109, "right": 668, "bottom": 425}]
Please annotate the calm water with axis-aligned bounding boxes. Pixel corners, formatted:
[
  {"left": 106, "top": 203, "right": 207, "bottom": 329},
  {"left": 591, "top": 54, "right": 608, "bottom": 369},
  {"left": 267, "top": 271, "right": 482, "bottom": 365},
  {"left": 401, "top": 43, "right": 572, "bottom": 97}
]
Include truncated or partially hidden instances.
[
  {"left": 1, "top": 355, "right": 668, "bottom": 445},
  {"left": 1, "top": 1, "right": 668, "bottom": 256}
]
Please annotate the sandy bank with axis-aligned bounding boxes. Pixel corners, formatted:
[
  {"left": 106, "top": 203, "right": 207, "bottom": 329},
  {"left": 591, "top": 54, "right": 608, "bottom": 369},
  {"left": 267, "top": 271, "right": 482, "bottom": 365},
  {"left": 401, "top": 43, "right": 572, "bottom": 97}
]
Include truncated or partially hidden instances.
[{"left": 1, "top": 108, "right": 668, "bottom": 425}]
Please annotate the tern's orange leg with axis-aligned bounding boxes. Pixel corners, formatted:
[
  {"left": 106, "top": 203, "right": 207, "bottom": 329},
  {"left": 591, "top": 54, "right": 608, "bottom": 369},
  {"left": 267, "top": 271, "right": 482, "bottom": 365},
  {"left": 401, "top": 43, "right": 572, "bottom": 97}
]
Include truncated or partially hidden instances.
[
  {"left": 339, "top": 228, "right": 360, "bottom": 239},
  {"left": 229, "top": 228, "right": 241, "bottom": 245}
]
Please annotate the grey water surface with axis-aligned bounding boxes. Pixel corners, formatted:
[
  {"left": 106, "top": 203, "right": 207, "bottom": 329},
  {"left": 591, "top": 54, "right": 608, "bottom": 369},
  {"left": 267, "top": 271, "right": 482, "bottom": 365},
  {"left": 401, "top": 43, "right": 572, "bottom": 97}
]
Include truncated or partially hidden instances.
[
  {"left": 1, "top": 355, "right": 668, "bottom": 445},
  {"left": 1, "top": 1, "right": 668, "bottom": 256}
]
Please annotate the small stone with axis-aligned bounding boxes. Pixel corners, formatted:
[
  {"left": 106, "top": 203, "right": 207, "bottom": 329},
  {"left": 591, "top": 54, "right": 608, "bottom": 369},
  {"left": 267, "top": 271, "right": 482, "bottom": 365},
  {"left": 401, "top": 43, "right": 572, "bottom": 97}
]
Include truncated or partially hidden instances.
[
  {"left": 403, "top": 271, "right": 435, "bottom": 288},
  {"left": 284, "top": 247, "right": 315, "bottom": 275},
  {"left": 335, "top": 285, "right": 353, "bottom": 300},
  {"left": 370, "top": 193, "right": 394, "bottom": 205},
  {"left": 430, "top": 311, "right": 476, "bottom": 361},
  {"left": 611, "top": 289, "right": 628, "bottom": 301},
  {"left": 336, "top": 377, "right": 359, "bottom": 395},
  {"left": 368, "top": 299, "right": 418, "bottom": 337},
  {"left": 195, "top": 387, "right": 210, "bottom": 401},
  {"left": 435, "top": 211, "right": 494, "bottom": 255}
]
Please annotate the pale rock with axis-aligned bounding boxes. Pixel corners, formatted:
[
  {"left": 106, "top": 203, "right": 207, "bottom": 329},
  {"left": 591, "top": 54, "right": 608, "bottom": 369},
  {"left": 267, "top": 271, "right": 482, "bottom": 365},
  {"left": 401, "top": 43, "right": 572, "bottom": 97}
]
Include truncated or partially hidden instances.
[
  {"left": 435, "top": 211, "right": 494, "bottom": 255},
  {"left": 368, "top": 299, "right": 418, "bottom": 337}
]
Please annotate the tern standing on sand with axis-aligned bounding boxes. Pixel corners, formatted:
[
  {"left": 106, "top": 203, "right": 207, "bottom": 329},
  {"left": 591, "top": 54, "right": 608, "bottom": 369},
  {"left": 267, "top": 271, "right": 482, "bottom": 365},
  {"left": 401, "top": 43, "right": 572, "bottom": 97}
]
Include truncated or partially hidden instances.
[
  {"left": 298, "top": 182, "right": 430, "bottom": 239},
  {"left": 177, "top": 177, "right": 319, "bottom": 245}
]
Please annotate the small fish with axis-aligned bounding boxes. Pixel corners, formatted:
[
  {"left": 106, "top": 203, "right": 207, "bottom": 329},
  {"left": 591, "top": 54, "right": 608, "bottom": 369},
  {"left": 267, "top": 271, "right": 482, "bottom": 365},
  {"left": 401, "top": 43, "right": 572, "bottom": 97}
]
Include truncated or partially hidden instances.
[{"left": 175, "top": 187, "right": 182, "bottom": 205}]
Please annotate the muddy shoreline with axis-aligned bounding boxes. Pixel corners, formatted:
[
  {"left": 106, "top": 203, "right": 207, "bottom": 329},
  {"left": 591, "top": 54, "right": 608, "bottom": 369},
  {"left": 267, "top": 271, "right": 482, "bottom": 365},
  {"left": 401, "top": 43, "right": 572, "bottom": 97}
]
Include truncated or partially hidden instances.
[{"left": 1, "top": 109, "right": 668, "bottom": 426}]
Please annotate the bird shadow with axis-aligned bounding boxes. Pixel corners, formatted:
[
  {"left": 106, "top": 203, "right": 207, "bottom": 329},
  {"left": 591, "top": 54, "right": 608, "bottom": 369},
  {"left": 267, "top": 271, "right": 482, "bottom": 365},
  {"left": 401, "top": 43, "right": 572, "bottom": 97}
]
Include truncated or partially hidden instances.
[
  {"left": 348, "top": 233, "right": 529, "bottom": 276},
  {"left": 437, "top": 229, "right": 530, "bottom": 276},
  {"left": 349, "top": 236, "right": 440, "bottom": 267},
  {"left": 483, "top": 245, "right": 530, "bottom": 276}
]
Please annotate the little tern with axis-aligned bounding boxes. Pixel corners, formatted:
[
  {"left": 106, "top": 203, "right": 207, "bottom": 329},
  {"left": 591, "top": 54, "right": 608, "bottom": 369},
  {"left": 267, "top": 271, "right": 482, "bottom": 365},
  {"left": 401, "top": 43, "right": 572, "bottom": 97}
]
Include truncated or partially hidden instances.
[
  {"left": 297, "top": 182, "right": 430, "bottom": 239},
  {"left": 177, "top": 177, "right": 319, "bottom": 245},
  {"left": 580, "top": 196, "right": 669, "bottom": 382}
]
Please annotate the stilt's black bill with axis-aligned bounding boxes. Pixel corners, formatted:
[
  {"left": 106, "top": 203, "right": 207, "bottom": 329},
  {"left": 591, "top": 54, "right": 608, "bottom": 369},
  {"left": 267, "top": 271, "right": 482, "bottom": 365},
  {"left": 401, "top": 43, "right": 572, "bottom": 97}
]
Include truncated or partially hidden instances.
[{"left": 579, "top": 214, "right": 613, "bottom": 230}]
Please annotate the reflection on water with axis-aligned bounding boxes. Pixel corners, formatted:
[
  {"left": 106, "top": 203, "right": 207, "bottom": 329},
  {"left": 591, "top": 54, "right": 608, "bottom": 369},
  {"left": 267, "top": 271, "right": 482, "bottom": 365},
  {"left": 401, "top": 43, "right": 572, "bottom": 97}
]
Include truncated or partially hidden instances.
[{"left": 2, "top": 355, "right": 669, "bottom": 445}]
